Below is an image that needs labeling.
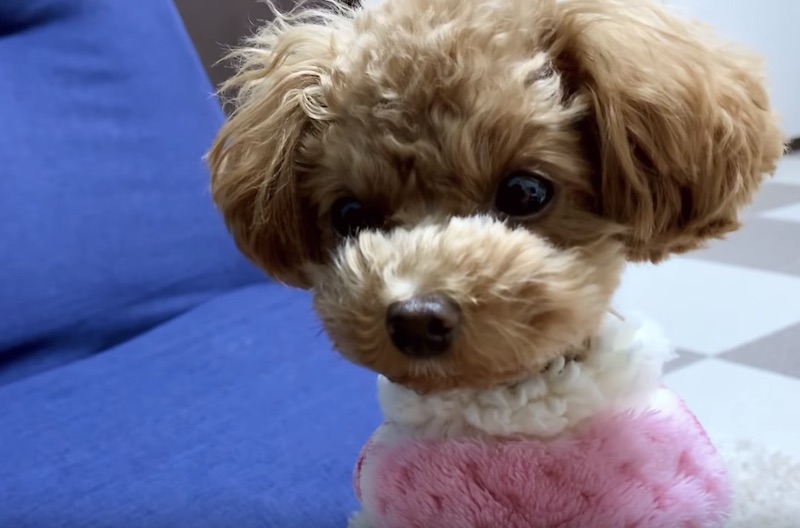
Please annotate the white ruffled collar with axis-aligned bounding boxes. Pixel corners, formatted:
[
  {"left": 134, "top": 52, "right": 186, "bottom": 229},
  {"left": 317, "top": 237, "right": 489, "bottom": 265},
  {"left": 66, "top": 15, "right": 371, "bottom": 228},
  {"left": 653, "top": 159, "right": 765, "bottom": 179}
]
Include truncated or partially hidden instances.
[{"left": 377, "top": 313, "right": 675, "bottom": 439}]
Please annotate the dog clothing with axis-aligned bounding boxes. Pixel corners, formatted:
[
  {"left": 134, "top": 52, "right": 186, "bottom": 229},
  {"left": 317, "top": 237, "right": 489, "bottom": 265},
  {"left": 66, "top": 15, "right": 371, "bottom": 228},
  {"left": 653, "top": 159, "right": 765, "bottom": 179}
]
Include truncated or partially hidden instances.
[{"left": 349, "top": 315, "right": 731, "bottom": 528}]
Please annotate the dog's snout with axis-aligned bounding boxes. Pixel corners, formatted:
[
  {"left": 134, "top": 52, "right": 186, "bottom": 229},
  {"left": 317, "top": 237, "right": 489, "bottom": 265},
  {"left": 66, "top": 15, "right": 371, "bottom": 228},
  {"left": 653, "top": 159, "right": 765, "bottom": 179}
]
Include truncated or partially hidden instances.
[{"left": 386, "top": 293, "right": 461, "bottom": 357}]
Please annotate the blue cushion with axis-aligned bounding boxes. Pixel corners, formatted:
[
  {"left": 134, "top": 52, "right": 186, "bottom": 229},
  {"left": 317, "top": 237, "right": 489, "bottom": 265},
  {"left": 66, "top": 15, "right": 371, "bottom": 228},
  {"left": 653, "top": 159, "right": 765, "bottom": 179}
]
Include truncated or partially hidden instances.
[
  {"left": 0, "top": 0, "right": 264, "bottom": 384},
  {"left": 0, "top": 284, "right": 380, "bottom": 526}
]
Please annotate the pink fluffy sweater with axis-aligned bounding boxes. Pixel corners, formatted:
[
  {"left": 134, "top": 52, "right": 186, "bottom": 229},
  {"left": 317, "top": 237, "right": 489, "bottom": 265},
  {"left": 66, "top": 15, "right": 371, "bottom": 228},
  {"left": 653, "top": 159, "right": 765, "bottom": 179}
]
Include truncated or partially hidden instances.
[{"left": 349, "top": 316, "right": 731, "bottom": 528}]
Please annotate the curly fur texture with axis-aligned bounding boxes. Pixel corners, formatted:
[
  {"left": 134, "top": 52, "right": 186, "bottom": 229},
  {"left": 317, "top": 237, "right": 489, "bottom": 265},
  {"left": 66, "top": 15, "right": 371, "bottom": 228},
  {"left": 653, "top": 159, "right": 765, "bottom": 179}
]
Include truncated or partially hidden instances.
[
  {"left": 375, "top": 313, "right": 674, "bottom": 439},
  {"left": 207, "top": 0, "right": 785, "bottom": 393}
]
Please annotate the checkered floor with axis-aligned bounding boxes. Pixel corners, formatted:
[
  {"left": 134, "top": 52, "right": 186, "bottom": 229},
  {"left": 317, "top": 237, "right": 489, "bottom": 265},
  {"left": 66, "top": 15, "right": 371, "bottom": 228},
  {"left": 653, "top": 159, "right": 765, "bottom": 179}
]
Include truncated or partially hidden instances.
[{"left": 614, "top": 153, "right": 800, "bottom": 459}]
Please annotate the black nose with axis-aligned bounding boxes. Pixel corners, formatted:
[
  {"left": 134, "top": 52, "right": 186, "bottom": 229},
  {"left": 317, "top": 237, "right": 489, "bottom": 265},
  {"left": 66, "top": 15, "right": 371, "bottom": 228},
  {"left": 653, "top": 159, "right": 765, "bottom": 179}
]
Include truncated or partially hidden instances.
[{"left": 386, "top": 294, "right": 461, "bottom": 357}]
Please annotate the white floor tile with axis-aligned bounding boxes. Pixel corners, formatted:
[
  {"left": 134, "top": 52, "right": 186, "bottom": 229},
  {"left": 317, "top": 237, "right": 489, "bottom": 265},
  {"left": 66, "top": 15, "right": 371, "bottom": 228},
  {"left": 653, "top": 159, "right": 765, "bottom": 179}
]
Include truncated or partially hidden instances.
[
  {"left": 770, "top": 156, "right": 800, "bottom": 187},
  {"left": 665, "top": 359, "right": 800, "bottom": 460},
  {"left": 613, "top": 258, "right": 800, "bottom": 354},
  {"left": 760, "top": 202, "right": 800, "bottom": 223}
]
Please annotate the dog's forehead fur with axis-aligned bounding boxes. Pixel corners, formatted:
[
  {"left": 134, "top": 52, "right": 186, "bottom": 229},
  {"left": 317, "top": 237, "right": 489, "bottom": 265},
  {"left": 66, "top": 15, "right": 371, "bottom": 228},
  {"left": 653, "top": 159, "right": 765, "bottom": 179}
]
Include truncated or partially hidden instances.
[
  {"left": 297, "top": 8, "right": 600, "bottom": 250},
  {"left": 302, "top": 69, "right": 590, "bottom": 224},
  {"left": 332, "top": 0, "right": 557, "bottom": 102},
  {"left": 302, "top": 0, "right": 585, "bottom": 209}
]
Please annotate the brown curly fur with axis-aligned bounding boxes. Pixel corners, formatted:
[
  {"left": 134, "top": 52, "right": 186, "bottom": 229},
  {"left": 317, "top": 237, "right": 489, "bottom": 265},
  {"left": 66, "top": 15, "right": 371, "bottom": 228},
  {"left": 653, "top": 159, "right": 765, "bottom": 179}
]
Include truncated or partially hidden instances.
[{"left": 207, "top": 0, "right": 785, "bottom": 393}]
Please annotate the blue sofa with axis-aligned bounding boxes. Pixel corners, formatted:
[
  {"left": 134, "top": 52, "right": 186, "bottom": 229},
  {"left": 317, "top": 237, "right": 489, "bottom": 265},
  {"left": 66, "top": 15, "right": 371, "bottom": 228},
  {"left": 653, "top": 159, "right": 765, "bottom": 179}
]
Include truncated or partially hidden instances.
[{"left": 0, "top": 1, "right": 379, "bottom": 525}]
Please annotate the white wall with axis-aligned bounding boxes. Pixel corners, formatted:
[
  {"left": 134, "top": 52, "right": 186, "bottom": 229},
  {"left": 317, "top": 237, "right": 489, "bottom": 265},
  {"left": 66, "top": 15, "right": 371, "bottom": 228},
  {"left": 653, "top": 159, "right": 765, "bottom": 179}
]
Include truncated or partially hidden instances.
[{"left": 665, "top": 0, "right": 800, "bottom": 138}]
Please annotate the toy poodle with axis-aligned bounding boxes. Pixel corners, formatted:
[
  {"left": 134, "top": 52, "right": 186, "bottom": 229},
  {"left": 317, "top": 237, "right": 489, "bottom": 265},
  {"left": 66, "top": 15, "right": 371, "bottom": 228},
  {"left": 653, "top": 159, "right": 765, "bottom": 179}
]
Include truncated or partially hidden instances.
[{"left": 207, "top": 0, "right": 785, "bottom": 525}]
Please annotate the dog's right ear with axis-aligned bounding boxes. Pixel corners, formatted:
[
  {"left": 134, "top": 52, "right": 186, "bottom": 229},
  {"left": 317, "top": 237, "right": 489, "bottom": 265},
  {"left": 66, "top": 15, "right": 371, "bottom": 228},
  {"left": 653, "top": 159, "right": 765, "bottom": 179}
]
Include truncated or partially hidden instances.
[
  {"left": 207, "top": 12, "right": 344, "bottom": 288},
  {"left": 548, "top": 0, "right": 784, "bottom": 262}
]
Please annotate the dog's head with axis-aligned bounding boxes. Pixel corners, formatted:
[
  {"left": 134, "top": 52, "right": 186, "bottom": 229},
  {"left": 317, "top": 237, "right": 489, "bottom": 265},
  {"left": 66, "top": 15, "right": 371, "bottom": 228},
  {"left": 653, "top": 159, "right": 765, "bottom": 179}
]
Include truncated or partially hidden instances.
[{"left": 208, "top": 0, "right": 784, "bottom": 393}]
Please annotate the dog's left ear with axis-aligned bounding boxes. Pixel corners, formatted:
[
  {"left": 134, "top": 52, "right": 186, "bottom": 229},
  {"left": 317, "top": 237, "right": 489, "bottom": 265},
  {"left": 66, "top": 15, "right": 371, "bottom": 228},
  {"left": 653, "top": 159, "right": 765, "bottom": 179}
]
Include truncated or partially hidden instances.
[
  {"left": 207, "top": 15, "right": 344, "bottom": 288},
  {"left": 550, "top": 0, "right": 786, "bottom": 261}
]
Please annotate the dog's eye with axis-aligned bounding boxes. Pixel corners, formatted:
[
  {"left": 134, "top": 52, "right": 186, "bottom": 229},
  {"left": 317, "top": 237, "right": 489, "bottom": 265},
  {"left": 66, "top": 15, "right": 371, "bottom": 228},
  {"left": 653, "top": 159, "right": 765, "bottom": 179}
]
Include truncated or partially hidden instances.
[
  {"left": 494, "top": 171, "right": 554, "bottom": 217},
  {"left": 330, "top": 197, "right": 383, "bottom": 238}
]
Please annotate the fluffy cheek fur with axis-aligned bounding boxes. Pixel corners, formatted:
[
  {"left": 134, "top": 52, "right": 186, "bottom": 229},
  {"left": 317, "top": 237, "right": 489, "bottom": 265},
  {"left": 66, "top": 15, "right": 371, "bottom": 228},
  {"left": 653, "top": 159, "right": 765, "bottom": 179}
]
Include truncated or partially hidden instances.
[{"left": 310, "top": 216, "right": 625, "bottom": 393}]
